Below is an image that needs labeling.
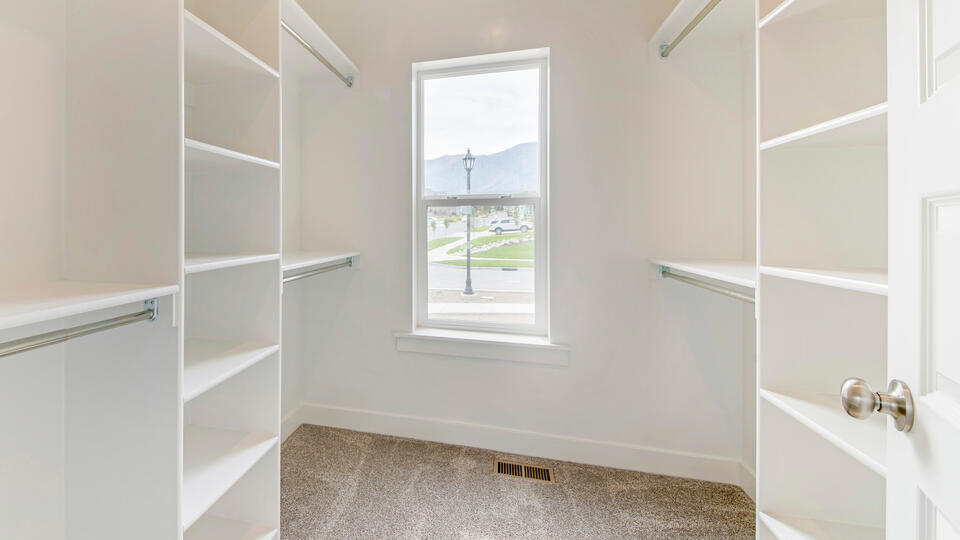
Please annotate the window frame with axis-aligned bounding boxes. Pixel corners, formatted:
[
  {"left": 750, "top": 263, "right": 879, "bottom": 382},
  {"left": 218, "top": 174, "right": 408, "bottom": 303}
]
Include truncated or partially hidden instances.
[{"left": 413, "top": 51, "right": 549, "bottom": 336}]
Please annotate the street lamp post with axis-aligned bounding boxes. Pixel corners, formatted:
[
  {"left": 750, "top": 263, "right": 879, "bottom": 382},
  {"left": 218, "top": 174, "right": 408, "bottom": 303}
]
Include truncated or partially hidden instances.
[{"left": 462, "top": 148, "right": 475, "bottom": 296}]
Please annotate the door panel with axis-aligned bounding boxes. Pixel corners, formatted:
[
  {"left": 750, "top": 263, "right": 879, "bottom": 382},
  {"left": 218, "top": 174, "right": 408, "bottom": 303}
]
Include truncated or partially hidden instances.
[
  {"left": 889, "top": 0, "right": 960, "bottom": 538},
  {"left": 925, "top": 0, "right": 960, "bottom": 94}
]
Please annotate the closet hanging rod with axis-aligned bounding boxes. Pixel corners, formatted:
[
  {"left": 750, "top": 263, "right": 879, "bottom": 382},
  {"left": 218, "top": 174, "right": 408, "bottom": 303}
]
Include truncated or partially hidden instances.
[
  {"left": 281, "top": 20, "right": 354, "bottom": 87},
  {"left": 659, "top": 266, "right": 754, "bottom": 304},
  {"left": 659, "top": 0, "right": 723, "bottom": 58},
  {"left": 0, "top": 299, "right": 158, "bottom": 358},
  {"left": 283, "top": 258, "right": 354, "bottom": 284}
]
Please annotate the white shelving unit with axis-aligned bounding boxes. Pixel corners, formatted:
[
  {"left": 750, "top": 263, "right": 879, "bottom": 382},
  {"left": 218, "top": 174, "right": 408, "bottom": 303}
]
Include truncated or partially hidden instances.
[
  {"left": 759, "top": 103, "right": 887, "bottom": 151},
  {"left": 185, "top": 138, "right": 280, "bottom": 176},
  {"left": 278, "top": 0, "right": 360, "bottom": 443},
  {"left": 185, "top": 516, "right": 278, "bottom": 540},
  {"left": 282, "top": 251, "right": 359, "bottom": 274},
  {"left": 185, "top": 253, "right": 281, "bottom": 275},
  {"left": 182, "top": 426, "right": 277, "bottom": 530},
  {"left": 650, "top": 258, "right": 757, "bottom": 289},
  {"left": 759, "top": 511, "right": 884, "bottom": 540},
  {"left": 184, "top": 10, "right": 279, "bottom": 82},
  {"left": 760, "top": 389, "right": 885, "bottom": 476},
  {"left": 1, "top": 1, "right": 183, "bottom": 536},
  {"left": 281, "top": 0, "right": 358, "bottom": 84},
  {"left": 0, "top": 282, "right": 179, "bottom": 331},
  {"left": 181, "top": 1, "right": 282, "bottom": 537},
  {"left": 756, "top": 0, "right": 888, "bottom": 536},
  {"left": 648, "top": 0, "right": 758, "bottom": 500},
  {"left": 759, "top": 266, "right": 886, "bottom": 296},
  {"left": 184, "top": 340, "right": 281, "bottom": 402},
  {"left": 652, "top": 0, "right": 889, "bottom": 528}
]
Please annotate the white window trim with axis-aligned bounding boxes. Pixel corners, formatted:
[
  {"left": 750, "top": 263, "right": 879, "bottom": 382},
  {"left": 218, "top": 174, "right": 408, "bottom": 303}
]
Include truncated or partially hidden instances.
[
  {"left": 412, "top": 49, "right": 551, "bottom": 338},
  {"left": 394, "top": 328, "right": 569, "bottom": 367}
]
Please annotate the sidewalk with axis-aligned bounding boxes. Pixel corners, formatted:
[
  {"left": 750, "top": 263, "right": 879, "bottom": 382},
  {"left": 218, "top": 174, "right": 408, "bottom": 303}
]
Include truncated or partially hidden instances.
[{"left": 427, "top": 303, "right": 534, "bottom": 314}]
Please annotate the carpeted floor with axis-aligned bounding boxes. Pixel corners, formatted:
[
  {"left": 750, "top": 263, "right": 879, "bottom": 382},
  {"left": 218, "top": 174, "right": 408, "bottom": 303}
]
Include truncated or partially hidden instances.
[{"left": 281, "top": 425, "right": 755, "bottom": 539}]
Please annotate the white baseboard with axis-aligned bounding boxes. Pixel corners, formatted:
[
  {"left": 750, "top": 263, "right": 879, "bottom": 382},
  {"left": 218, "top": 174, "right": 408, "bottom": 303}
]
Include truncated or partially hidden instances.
[
  {"left": 282, "top": 402, "right": 748, "bottom": 489},
  {"left": 738, "top": 463, "right": 756, "bottom": 501},
  {"left": 281, "top": 405, "right": 306, "bottom": 442}
]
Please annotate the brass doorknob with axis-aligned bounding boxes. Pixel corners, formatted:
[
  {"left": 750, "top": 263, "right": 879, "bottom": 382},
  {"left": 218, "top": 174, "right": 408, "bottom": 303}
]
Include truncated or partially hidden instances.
[{"left": 840, "top": 378, "right": 914, "bottom": 432}]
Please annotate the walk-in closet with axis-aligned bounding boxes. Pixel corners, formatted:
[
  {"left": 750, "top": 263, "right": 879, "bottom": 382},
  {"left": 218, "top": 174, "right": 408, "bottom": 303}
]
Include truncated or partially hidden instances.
[{"left": 2, "top": 0, "right": 358, "bottom": 536}]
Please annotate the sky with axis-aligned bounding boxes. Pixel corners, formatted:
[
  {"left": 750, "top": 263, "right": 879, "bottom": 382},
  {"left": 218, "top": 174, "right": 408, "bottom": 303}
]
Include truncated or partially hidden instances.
[{"left": 423, "top": 67, "right": 539, "bottom": 160}]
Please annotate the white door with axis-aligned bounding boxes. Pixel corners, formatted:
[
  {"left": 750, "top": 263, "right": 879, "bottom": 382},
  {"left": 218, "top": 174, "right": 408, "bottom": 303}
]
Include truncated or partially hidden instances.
[{"left": 887, "top": 0, "right": 960, "bottom": 538}]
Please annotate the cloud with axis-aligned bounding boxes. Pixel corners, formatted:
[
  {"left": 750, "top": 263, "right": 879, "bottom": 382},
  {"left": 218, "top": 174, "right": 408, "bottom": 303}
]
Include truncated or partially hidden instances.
[{"left": 423, "top": 67, "right": 539, "bottom": 159}]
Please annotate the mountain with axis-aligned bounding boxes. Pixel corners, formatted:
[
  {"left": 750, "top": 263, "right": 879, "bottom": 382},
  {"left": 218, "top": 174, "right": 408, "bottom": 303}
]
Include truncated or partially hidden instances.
[{"left": 424, "top": 142, "right": 538, "bottom": 196}]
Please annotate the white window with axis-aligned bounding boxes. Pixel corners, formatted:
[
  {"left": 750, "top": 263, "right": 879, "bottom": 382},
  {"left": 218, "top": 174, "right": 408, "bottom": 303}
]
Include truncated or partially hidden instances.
[{"left": 414, "top": 50, "right": 549, "bottom": 335}]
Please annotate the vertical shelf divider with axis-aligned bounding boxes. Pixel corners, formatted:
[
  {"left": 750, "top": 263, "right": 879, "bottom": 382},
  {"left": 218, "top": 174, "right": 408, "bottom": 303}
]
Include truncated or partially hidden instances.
[
  {"left": 180, "top": 1, "right": 282, "bottom": 537},
  {"left": 755, "top": 0, "right": 889, "bottom": 537}
]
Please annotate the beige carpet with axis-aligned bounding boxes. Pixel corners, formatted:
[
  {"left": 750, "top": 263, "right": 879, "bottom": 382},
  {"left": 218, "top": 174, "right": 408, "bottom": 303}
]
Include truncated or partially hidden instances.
[{"left": 281, "top": 425, "right": 755, "bottom": 539}]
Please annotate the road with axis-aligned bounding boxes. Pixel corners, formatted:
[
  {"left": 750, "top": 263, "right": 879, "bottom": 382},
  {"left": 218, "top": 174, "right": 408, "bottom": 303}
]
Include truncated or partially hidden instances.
[{"left": 428, "top": 263, "right": 533, "bottom": 291}]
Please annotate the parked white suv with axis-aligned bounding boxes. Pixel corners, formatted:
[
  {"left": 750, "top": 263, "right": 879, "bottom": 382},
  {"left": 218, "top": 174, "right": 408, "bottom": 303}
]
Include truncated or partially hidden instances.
[{"left": 488, "top": 218, "right": 532, "bottom": 235}]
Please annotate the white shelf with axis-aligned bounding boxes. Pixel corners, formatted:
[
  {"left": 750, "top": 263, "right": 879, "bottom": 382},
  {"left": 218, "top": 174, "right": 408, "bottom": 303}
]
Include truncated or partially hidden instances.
[
  {"left": 760, "top": 389, "right": 886, "bottom": 477},
  {"left": 0, "top": 281, "right": 179, "bottom": 331},
  {"left": 184, "top": 253, "right": 280, "bottom": 275},
  {"left": 183, "top": 339, "right": 280, "bottom": 402},
  {"left": 760, "top": 104, "right": 887, "bottom": 151},
  {"left": 650, "top": 258, "right": 756, "bottom": 288},
  {"left": 760, "top": 266, "right": 887, "bottom": 295},
  {"left": 759, "top": 0, "right": 885, "bottom": 29},
  {"left": 758, "top": 512, "right": 883, "bottom": 540},
  {"left": 282, "top": 250, "right": 359, "bottom": 273},
  {"left": 649, "top": 0, "right": 755, "bottom": 56},
  {"left": 185, "top": 515, "right": 276, "bottom": 540},
  {"left": 185, "top": 138, "right": 280, "bottom": 178},
  {"left": 182, "top": 425, "right": 277, "bottom": 531},
  {"left": 184, "top": 10, "right": 279, "bottom": 84},
  {"left": 280, "top": 0, "right": 358, "bottom": 83}
]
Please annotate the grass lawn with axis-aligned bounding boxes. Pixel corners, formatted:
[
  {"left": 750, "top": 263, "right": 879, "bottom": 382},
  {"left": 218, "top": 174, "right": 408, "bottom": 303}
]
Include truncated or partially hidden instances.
[
  {"left": 446, "top": 232, "right": 529, "bottom": 255},
  {"left": 436, "top": 259, "right": 534, "bottom": 268},
  {"left": 428, "top": 236, "right": 460, "bottom": 250},
  {"left": 473, "top": 241, "right": 534, "bottom": 259}
]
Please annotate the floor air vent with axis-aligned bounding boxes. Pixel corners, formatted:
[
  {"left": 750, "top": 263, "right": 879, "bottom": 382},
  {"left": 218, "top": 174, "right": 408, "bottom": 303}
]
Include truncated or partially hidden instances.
[{"left": 494, "top": 460, "right": 555, "bottom": 483}]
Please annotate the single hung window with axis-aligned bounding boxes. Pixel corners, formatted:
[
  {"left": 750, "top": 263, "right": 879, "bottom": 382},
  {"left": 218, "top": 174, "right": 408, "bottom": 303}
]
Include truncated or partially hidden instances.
[{"left": 414, "top": 50, "right": 549, "bottom": 335}]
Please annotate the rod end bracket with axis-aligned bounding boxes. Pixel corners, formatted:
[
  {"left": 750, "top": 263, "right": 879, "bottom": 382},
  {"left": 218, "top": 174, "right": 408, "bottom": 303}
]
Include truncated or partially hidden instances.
[
  {"left": 144, "top": 298, "right": 158, "bottom": 322},
  {"left": 659, "top": 44, "right": 670, "bottom": 58}
]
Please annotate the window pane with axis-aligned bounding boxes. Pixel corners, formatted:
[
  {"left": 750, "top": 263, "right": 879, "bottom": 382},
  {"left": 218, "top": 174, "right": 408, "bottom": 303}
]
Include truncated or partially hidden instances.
[
  {"left": 422, "top": 68, "right": 540, "bottom": 197},
  {"left": 427, "top": 205, "right": 535, "bottom": 326}
]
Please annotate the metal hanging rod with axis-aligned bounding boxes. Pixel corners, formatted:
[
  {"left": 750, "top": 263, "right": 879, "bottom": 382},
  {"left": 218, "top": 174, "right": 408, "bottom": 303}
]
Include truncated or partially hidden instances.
[
  {"left": 281, "top": 20, "right": 354, "bottom": 87},
  {"left": 659, "top": 266, "right": 755, "bottom": 304},
  {"left": 0, "top": 299, "right": 159, "bottom": 359},
  {"left": 659, "top": 0, "right": 723, "bottom": 58},
  {"left": 283, "top": 258, "right": 354, "bottom": 284}
]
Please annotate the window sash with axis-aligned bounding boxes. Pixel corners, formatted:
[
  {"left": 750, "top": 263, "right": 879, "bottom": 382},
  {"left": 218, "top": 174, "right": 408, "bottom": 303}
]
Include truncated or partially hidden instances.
[
  {"left": 414, "top": 54, "right": 549, "bottom": 336},
  {"left": 417, "top": 200, "right": 545, "bottom": 335},
  {"left": 421, "top": 196, "right": 539, "bottom": 207}
]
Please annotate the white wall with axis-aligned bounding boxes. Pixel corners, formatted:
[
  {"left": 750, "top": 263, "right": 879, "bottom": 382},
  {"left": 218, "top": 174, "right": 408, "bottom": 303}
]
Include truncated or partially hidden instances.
[
  {"left": 0, "top": 3, "right": 67, "bottom": 536},
  {"left": 287, "top": 0, "right": 753, "bottom": 487},
  {"left": 0, "top": 1, "right": 64, "bottom": 283}
]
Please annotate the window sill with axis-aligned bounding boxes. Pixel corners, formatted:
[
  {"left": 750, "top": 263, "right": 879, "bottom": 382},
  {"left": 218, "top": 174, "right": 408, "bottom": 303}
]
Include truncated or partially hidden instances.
[{"left": 394, "top": 328, "right": 570, "bottom": 366}]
